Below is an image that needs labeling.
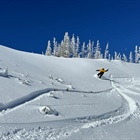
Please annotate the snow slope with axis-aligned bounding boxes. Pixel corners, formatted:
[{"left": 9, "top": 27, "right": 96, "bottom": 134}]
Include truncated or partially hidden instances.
[{"left": 0, "top": 45, "right": 140, "bottom": 140}]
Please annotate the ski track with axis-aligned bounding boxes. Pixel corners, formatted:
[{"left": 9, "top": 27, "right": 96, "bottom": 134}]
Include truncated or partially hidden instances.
[{"left": 0, "top": 77, "right": 140, "bottom": 139}]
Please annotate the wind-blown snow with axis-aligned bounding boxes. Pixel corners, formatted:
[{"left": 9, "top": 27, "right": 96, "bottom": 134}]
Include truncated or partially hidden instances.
[{"left": 0, "top": 45, "right": 140, "bottom": 140}]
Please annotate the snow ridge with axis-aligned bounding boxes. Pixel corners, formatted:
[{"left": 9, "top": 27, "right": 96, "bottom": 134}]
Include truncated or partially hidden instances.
[{"left": 0, "top": 88, "right": 112, "bottom": 113}]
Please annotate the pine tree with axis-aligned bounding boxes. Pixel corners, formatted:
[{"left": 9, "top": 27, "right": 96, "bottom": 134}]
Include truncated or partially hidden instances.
[
  {"left": 57, "top": 43, "right": 61, "bottom": 57},
  {"left": 117, "top": 53, "right": 121, "bottom": 60},
  {"left": 74, "top": 36, "right": 80, "bottom": 57},
  {"left": 114, "top": 51, "right": 117, "bottom": 60},
  {"left": 135, "top": 45, "right": 139, "bottom": 63},
  {"left": 60, "top": 40, "right": 64, "bottom": 57},
  {"left": 71, "top": 34, "right": 76, "bottom": 57},
  {"left": 81, "top": 42, "right": 86, "bottom": 58},
  {"left": 53, "top": 38, "right": 58, "bottom": 56},
  {"left": 104, "top": 43, "right": 109, "bottom": 59},
  {"left": 129, "top": 51, "right": 133, "bottom": 63},
  {"left": 108, "top": 54, "right": 111, "bottom": 60},
  {"left": 45, "top": 40, "right": 52, "bottom": 56},
  {"left": 59, "top": 32, "right": 70, "bottom": 57},
  {"left": 87, "top": 40, "right": 92, "bottom": 58},
  {"left": 122, "top": 54, "right": 127, "bottom": 62},
  {"left": 91, "top": 41, "right": 94, "bottom": 58},
  {"left": 138, "top": 47, "right": 140, "bottom": 63},
  {"left": 94, "top": 40, "right": 101, "bottom": 59},
  {"left": 63, "top": 32, "right": 70, "bottom": 57}
]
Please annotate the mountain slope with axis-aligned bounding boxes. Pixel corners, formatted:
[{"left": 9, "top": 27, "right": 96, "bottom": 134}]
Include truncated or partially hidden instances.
[{"left": 0, "top": 45, "right": 140, "bottom": 140}]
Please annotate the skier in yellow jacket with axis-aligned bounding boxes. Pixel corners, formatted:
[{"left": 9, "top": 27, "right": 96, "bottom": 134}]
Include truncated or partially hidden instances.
[{"left": 96, "top": 68, "right": 109, "bottom": 78}]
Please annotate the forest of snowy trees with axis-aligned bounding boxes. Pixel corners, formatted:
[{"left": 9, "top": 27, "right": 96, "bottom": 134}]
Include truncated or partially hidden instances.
[{"left": 45, "top": 32, "right": 140, "bottom": 63}]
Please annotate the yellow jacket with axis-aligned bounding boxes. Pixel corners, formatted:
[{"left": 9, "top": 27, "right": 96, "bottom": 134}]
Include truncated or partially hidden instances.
[{"left": 96, "top": 68, "right": 108, "bottom": 73}]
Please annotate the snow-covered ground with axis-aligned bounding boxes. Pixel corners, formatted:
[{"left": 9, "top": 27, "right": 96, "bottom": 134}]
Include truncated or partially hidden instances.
[{"left": 0, "top": 45, "right": 140, "bottom": 140}]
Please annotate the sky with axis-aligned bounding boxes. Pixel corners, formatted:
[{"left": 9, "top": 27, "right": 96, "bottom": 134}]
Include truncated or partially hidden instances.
[{"left": 0, "top": 0, "right": 140, "bottom": 56}]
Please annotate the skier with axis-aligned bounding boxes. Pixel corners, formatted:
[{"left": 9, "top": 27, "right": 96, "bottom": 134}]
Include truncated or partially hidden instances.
[{"left": 96, "top": 68, "right": 109, "bottom": 79}]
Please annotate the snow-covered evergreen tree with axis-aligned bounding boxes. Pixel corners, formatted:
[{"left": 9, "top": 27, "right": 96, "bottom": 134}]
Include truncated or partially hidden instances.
[
  {"left": 114, "top": 52, "right": 117, "bottom": 60},
  {"left": 81, "top": 42, "right": 86, "bottom": 58},
  {"left": 63, "top": 32, "right": 70, "bottom": 57},
  {"left": 87, "top": 40, "right": 92, "bottom": 58},
  {"left": 94, "top": 40, "right": 101, "bottom": 59},
  {"left": 91, "top": 41, "right": 94, "bottom": 58},
  {"left": 129, "top": 51, "right": 133, "bottom": 63},
  {"left": 135, "top": 45, "right": 139, "bottom": 63},
  {"left": 45, "top": 40, "right": 52, "bottom": 56},
  {"left": 59, "top": 32, "right": 70, "bottom": 58},
  {"left": 114, "top": 52, "right": 122, "bottom": 60},
  {"left": 122, "top": 54, "right": 127, "bottom": 62},
  {"left": 71, "top": 34, "right": 76, "bottom": 57},
  {"left": 53, "top": 38, "right": 58, "bottom": 56},
  {"left": 60, "top": 41, "right": 64, "bottom": 57},
  {"left": 57, "top": 43, "right": 61, "bottom": 57},
  {"left": 104, "top": 43, "right": 109, "bottom": 59},
  {"left": 108, "top": 54, "right": 111, "bottom": 60},
  {"left": 138, "top": 47, "right": 140, "bottom": 63},
  {"left": 74, "top": 36, "right": 80, "bottom": 57},
  {"left": 117, "top": 53, "right": 122, "bottom": 60}
]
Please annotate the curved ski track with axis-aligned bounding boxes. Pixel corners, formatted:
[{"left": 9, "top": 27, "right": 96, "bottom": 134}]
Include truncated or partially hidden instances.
[
  {"left": 0, "top": 78, "right": 140, "bottom": 140},
  {"left": 82, "top": 80, "right": 139, "bottom": 129}
]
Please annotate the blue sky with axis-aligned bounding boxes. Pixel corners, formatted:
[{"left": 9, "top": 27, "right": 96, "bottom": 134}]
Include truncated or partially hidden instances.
[{"left": 0, "top": 0, "right": 140, "bottom": 56}]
